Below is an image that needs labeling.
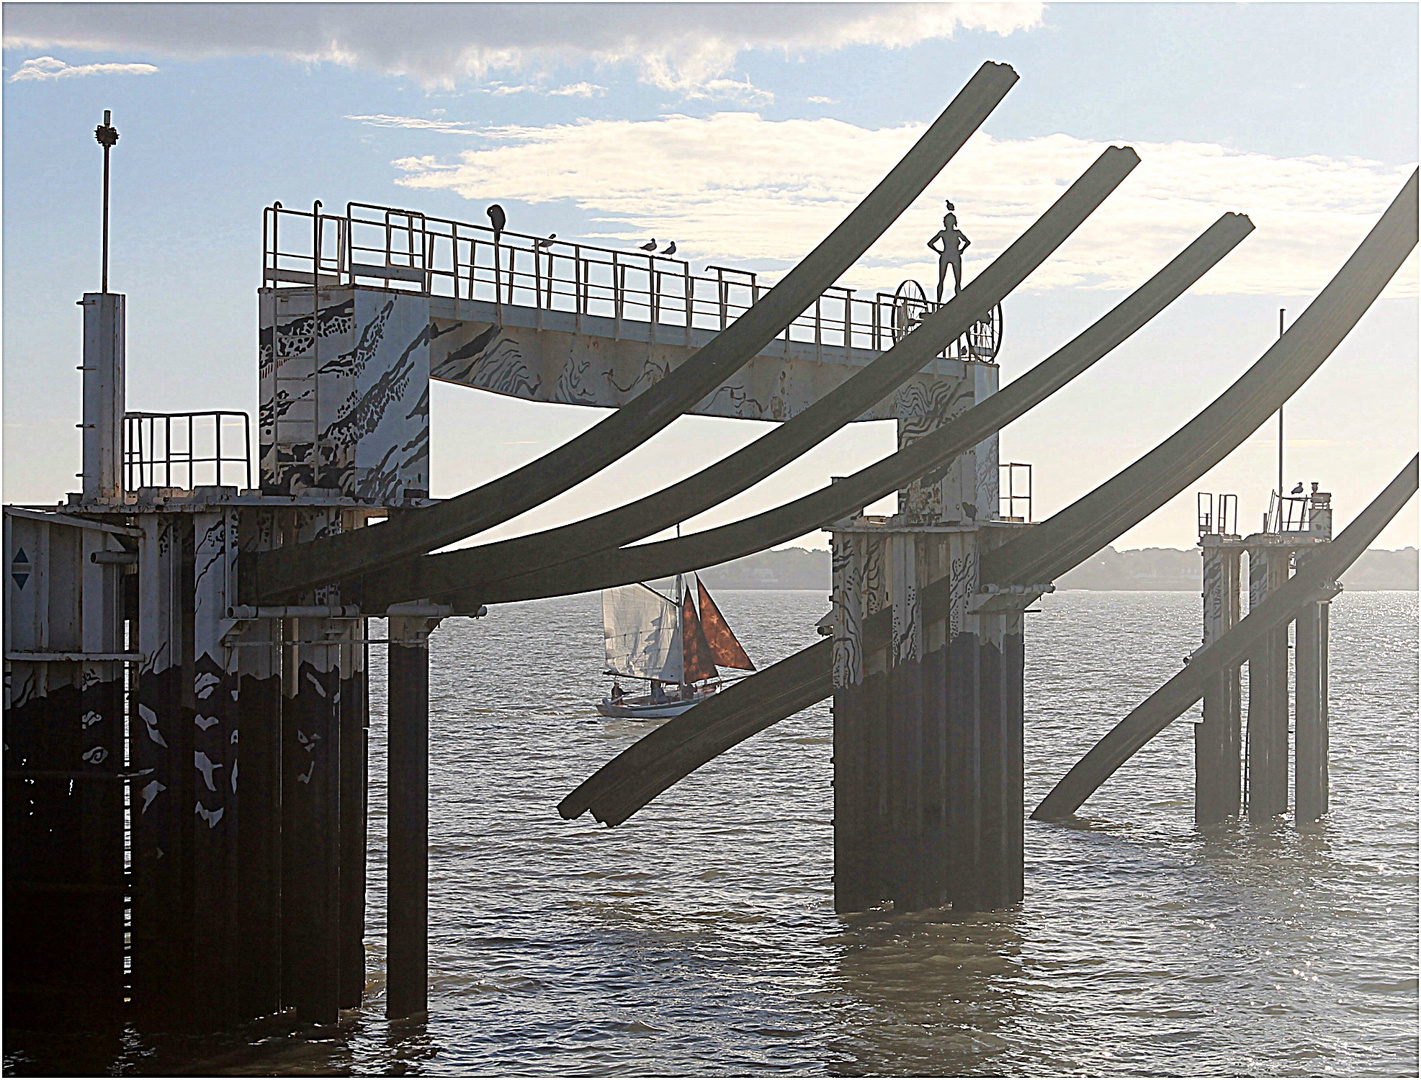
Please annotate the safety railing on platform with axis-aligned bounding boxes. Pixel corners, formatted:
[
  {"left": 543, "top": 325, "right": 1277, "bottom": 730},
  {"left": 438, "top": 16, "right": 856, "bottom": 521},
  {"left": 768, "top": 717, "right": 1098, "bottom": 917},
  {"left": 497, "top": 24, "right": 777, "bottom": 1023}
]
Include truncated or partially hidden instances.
[
  {"left": 999, "top": 462, "right": 1033, "bottom": 522},
  {"left": 1266, "top": 490, "right": 1311, "bottom": 534},
  {"left": 262, "top": 201, "right": 1002, "bottom": 364},
  {"left": 124, "top": 411, "right": 253, "bottom": 492},
  {"left": 1197, "top": 491, "right": 1240, "bottom": 537}
]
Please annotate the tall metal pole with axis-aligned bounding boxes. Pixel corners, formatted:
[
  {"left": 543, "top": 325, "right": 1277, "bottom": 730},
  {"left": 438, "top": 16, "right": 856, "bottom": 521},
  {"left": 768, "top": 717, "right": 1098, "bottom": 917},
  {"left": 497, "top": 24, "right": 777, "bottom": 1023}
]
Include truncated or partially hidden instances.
[
  {"left": 1277, "top": 308, "right": 1285, "bottom": 501},
  {"left": 94, "top": 110, "right": 119, "bottom": 294}
]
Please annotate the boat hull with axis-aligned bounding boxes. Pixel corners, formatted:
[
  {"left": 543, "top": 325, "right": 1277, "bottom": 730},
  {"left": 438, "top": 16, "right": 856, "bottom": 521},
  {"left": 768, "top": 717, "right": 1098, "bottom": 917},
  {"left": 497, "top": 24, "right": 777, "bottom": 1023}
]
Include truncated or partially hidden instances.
[{"left": 596, "top": 687, "right": 717, "bottom": 719}]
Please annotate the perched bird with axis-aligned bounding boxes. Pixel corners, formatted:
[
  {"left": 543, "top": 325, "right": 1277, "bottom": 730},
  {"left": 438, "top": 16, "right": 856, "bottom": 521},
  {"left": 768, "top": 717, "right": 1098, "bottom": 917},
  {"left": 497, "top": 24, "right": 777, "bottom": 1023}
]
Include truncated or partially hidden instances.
[
  {"left": 640, "top": 238, "right": 657, "bottom": 251},
  {"left": 535, "top": 233, "right": 556, "bottom": 248},
  {"left": 1291, "top": 482, "right": 1305, "bottom": 495},
  {"left": 486, "top": 203, "right": 507, "bottom": 243},
  {"left": 661, "top": 240, "right": 677, "bottom": 256}
]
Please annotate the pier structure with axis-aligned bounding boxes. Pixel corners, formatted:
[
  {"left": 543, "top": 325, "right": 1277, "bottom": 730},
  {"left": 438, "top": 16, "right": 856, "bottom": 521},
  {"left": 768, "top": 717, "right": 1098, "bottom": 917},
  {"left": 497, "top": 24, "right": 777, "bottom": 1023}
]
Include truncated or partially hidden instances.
[
  {"left": 1194, "top": 486, "right": 1334, "bottom": 825},
  {"left": 7, "top": 64, "right": 1417, "bottom": 1038},
  {"left": 6, "top": 65, "right": 1021, "bottom": 1031}
]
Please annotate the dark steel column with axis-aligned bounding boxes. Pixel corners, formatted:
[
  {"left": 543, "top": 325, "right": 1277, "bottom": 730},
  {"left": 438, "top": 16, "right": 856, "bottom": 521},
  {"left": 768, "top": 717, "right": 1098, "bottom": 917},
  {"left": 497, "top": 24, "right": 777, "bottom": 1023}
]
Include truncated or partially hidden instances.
[{"left": 387, "top": 615, "right": 433, "bottom": 1020}]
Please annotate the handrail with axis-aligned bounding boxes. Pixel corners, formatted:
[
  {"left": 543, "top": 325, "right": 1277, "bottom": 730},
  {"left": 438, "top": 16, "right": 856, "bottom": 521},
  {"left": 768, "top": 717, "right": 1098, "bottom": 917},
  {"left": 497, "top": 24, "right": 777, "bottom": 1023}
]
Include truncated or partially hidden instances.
[
  {"left": 124, "top": 410, "right": 253, "bottom": 492},
  {"left": 262, "top": 200, "right": 1002, "bottom": 364}
]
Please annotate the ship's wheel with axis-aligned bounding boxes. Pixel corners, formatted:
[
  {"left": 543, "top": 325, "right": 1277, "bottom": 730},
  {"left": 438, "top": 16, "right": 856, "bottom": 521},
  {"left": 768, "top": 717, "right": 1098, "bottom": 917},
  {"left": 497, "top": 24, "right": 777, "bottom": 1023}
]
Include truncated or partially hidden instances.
[
  {"left": 967, "top": 302, "right": 1004, "bottom": 362},
  {"left": 892, "top": 279, "right": 929, "bottom": 343}
]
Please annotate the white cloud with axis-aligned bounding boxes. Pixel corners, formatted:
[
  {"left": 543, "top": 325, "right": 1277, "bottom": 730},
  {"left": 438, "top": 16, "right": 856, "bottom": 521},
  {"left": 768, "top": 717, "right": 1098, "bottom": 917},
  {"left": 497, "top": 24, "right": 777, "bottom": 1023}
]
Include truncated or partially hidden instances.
[
  {"left": 387, "top": 113, "right": 1418, "bottom": 298},
  {"left": 8, "top": 54, "right": 157, "bottom": 82},
  {"left": 549, "top": 82, "right": 606, "bottom": 99},
  {"left": 346, "top": 113, "right": 476, "bottom": 136},
  {"left": 3, "top": 3, "right": 1042, "bottom": 94},
  {"left": 807, "top": 96, "right": 837, "bottom": 105}
]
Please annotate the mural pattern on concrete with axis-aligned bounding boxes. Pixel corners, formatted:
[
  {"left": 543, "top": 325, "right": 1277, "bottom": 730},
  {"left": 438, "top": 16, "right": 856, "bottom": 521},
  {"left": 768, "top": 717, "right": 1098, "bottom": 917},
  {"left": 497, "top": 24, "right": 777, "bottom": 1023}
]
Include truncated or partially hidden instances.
[
  {"left": 260, "top": 289, "right": 430, "bottom": 503},
  {"left": 424, "top": 308, "right": 977, "bottom": 424}
]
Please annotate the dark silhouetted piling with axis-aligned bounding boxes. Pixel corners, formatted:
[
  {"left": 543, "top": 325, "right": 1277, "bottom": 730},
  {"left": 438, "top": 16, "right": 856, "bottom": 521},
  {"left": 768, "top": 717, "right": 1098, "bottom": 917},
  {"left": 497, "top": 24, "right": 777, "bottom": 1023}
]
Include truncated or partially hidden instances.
[{"left": 387, "top": 615, "right": 431, "bottom": 1020}]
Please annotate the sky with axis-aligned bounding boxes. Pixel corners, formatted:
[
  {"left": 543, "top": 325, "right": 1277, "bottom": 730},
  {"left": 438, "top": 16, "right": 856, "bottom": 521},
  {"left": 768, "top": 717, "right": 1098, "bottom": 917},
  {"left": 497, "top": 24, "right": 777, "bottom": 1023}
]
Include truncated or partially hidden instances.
[{"left": 3, "top": 2, "right": 1417, "bottom": 552}]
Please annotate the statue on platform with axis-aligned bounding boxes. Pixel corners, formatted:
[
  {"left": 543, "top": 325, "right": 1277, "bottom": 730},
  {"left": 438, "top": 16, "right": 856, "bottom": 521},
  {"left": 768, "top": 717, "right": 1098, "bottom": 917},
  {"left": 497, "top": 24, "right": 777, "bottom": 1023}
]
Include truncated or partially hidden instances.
[{"left": 927, "top": 199, "right": 971, "bottom": 303}]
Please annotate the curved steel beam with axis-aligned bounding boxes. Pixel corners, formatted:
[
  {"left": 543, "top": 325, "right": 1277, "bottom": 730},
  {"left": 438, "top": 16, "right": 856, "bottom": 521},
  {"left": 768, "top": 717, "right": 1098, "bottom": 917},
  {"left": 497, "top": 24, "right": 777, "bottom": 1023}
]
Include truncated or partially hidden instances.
[
  {"left": 244, "top": 61, "right": 1020, "bottom": 602},
  {"left": 982, "top": 170, "right": 1419, "bottom": 590},
  {"left": 559, "top": 638, "right": 833, "bottom": 826},
  {"left": 359, "top": 147, "right": 1141, "bottom": 608},
  {"left": 557, "top": 177, "right": 1416, "bottom": 828},
  {"left": 1032, "top": 454, "right": 1418, "bottom": 822}
]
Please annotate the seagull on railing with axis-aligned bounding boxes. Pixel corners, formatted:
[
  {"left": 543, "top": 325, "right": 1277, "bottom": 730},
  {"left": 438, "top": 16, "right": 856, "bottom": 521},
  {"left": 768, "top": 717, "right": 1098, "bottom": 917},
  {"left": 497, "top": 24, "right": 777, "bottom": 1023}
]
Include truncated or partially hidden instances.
[
  {"left": 640, "top": 238, "right": 657, "bottom": 251},
  {"left": 535, "top": 233, "right": 556, "bottom": 248},
  {"left": 1291, "top": 482, "right": 1305, "bottom": 495},
  {"left": 487, "top": 204, "right": 507, "bottom": 243},
  {"left": 661, "top": 241, "right": 677, "bottom": 256}
]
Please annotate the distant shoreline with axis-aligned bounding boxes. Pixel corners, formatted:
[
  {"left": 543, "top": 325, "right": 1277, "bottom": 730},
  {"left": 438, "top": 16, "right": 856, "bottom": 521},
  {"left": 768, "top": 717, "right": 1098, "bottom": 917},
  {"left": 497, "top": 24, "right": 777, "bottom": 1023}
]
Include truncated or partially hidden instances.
[{"left": 658, "top": 545, "right": 1418, "bottom": 593}]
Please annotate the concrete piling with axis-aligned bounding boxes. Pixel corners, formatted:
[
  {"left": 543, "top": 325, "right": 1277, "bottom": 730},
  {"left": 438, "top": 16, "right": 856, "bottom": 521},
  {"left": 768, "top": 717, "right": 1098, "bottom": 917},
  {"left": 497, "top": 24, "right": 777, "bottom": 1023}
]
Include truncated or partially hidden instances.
[
  {"left": 1246, "top": 544, "right": 1291, "bottom": 819},
  {"left": 1196, "top": 538, "right": 1243, "bottom": 824},
  {"left": 386, "top": 615, "right": 434, "bottom": 1020}
]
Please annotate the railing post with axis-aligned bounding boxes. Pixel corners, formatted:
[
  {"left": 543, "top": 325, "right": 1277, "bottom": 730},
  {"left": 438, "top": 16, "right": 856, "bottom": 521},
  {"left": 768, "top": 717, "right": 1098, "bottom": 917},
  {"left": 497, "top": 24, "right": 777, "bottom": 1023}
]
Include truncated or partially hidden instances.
[
  {"left": 684, "top": 265, "right": 693, "bottom": 347},
  {"left": 815, "top": 296, "right": 823, "bottom": 365},
  {"left": 535, "top": 242, "right": 543, "bottom": 331},
  {"left": 613, "top": 255, "right": 621, "bottom": 341}
]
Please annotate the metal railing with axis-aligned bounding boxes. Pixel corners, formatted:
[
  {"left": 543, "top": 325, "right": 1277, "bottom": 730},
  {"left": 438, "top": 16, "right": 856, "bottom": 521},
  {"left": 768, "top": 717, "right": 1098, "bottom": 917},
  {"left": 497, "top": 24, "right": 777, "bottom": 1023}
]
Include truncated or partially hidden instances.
[
  {"left": 1266, "top": 490, "right": 1311, "bottom": 534},
  {"left": 262, "top": 200, "right": 1002, "bottom": 364},
  {"left": 124, "top": 411, "right": 252, "bottom": 492},
  {"left": 1197, "top": 491, "right": 1239, "bottom": 537},
  {"left": 1000, "top": 462, "right": 1032, "bottom": 522}
]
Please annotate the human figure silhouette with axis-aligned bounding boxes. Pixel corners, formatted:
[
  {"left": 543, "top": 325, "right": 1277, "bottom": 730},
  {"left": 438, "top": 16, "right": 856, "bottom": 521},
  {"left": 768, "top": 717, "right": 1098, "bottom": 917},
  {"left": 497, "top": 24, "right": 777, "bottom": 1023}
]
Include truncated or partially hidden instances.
[{"left": 927, "top": 201, "right": 971, "bottom": 303}]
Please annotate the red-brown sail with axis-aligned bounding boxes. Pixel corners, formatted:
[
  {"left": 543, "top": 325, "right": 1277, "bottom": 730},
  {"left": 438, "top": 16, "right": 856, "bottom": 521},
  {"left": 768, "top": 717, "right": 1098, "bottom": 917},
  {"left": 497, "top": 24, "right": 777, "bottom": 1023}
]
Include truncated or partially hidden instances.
[
  {"left": 681, "top": 590, "right": 719, "bottom": 684},
  {"left": 696, "top": 576, "right": 756, "bottom": 670}
]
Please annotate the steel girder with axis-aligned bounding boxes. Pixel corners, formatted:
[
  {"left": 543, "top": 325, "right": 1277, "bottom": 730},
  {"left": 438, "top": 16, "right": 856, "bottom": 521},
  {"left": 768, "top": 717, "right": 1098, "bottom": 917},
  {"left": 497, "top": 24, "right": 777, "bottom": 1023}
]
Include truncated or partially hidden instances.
[{"left": 1031, "top": 454, "right": 1419, "bottom": 822}]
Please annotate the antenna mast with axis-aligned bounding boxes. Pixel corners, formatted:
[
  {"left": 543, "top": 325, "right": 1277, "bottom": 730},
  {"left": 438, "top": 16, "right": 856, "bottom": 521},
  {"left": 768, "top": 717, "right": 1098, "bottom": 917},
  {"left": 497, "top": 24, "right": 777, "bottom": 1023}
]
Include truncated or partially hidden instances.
[{"left": 95, "top": 110, "right": 119, "bottom": 293}]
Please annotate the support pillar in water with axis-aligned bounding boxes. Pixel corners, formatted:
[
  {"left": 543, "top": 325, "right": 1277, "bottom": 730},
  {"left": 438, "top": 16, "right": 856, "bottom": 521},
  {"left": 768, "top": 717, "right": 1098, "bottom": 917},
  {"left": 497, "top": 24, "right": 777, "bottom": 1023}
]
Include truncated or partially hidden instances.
[
  {"left": 280, "top": 511, "right": 346, "bottom": 1024},
  {"left": 830, "top": 515, "right": 1033, "bottom": 915},
  {"left": 1195, "top": 536, "right": 1243, "bottom": 824},
  {"left": 387, "top": 611, "right": 439, "bottom": 1020},
  {"left": 1246, "top": 543, "right": 1291, "bottom": 820}
]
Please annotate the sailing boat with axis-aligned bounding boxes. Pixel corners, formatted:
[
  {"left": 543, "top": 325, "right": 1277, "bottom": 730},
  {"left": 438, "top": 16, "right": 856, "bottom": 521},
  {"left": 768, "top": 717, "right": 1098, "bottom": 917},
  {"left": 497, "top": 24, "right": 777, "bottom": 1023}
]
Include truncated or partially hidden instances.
[{"left": 597, "top": 574, "right": 756, "bottom": 719}]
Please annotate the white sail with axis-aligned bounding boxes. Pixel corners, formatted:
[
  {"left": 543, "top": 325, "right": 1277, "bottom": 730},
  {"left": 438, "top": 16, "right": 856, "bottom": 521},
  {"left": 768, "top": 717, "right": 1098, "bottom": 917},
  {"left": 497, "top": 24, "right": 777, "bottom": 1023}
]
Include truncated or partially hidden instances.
[{"left": 603, "top": 584, "right": 683, "bottom": 683}]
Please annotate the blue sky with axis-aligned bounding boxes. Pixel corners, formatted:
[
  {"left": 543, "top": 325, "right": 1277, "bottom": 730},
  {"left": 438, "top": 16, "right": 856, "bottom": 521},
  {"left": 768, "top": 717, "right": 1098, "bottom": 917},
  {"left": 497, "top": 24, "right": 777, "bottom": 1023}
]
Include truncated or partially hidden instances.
[{"left": 4, "top": 2, "right": 1417, "bottom": 549}]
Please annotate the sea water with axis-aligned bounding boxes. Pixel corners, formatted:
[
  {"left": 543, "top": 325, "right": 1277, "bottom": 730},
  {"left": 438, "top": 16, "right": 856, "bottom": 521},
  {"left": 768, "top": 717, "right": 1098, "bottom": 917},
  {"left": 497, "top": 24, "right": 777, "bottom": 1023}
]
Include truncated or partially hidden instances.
[{"left": 6, "top": 590, "right": 1416, "bottom": 1075}]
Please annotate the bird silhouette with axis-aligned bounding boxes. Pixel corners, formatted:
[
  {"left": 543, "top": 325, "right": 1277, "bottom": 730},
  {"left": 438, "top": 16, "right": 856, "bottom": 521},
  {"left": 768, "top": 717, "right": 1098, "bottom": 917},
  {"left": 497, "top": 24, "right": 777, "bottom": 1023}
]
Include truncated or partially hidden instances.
[
  {"left": 1291, "top": 482, "right": 1305, "bottom": 495},
  {"left": 535, "top": 233, "right": 556, "bottom": 248},
  {"left": 486, "top": 203, "right": 507, "bottom": 243},
  {"left": 661, "top": 241, "right": 677, "bottom": 256},
  {"left": 640, "top": 238, "right": 657, "bottom": 251}
]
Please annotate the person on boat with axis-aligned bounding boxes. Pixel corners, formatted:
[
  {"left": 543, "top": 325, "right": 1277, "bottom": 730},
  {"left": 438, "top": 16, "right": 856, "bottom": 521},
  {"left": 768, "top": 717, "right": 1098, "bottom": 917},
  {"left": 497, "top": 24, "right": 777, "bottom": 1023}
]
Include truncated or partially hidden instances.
[
  {"left": 611, "top": 681, "right": 625, "bottom": 702},
  {"left": 650, "top": 679, "right": 668, "bottom": 704},
  {"left": 927, "top": 200, "right": 971, "bottom": 302},
  {"left": 679, "top": 682, "right": 694, "bottom": 701}
]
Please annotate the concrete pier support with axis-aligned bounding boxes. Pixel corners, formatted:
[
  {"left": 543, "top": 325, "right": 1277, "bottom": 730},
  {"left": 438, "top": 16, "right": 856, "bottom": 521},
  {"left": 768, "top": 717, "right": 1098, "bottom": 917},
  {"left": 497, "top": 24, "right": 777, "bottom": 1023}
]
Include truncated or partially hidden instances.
[
  {"left": 192, "top": 507, "right": 240, "bottom": 1027},
  {"left": 386, "top": 614, "right": 436, "bottom": 1019},
  {"left": 133, "top": 513, "right": 196, "bottom": 1027},
  {"left": 339, "top": 624, "right": 369, "bottom": 1010},
  {"left": 1295, "top": 596, "right": 1330, "bottom": 822},
  {"left": 281, "top": 614, "right": 343, "bottom": 1024},
  {"left": 830, "top": 515, "right": 1030, "bottom": 915},
  {"left": 1246, "top": 544, "right": 1291, "bottom": 820},
  {"left": 1196, "top": 538, "right": 1243, "bottom": 824}
]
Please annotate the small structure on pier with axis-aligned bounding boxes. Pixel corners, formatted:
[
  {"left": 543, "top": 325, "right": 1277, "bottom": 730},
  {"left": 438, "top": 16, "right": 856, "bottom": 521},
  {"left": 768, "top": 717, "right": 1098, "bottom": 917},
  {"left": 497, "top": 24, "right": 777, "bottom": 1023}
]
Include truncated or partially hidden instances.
[{"left": 1195, "top": 484, "right": 1334, "bottom": 825}]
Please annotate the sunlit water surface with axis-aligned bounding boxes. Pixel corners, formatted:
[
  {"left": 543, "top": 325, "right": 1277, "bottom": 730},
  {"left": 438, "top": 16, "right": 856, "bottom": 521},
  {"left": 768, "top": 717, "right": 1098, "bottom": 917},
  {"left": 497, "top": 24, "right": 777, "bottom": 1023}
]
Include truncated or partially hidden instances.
[{"left": 7, "top": 590, "right": 1417, "bottom": 1075}]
